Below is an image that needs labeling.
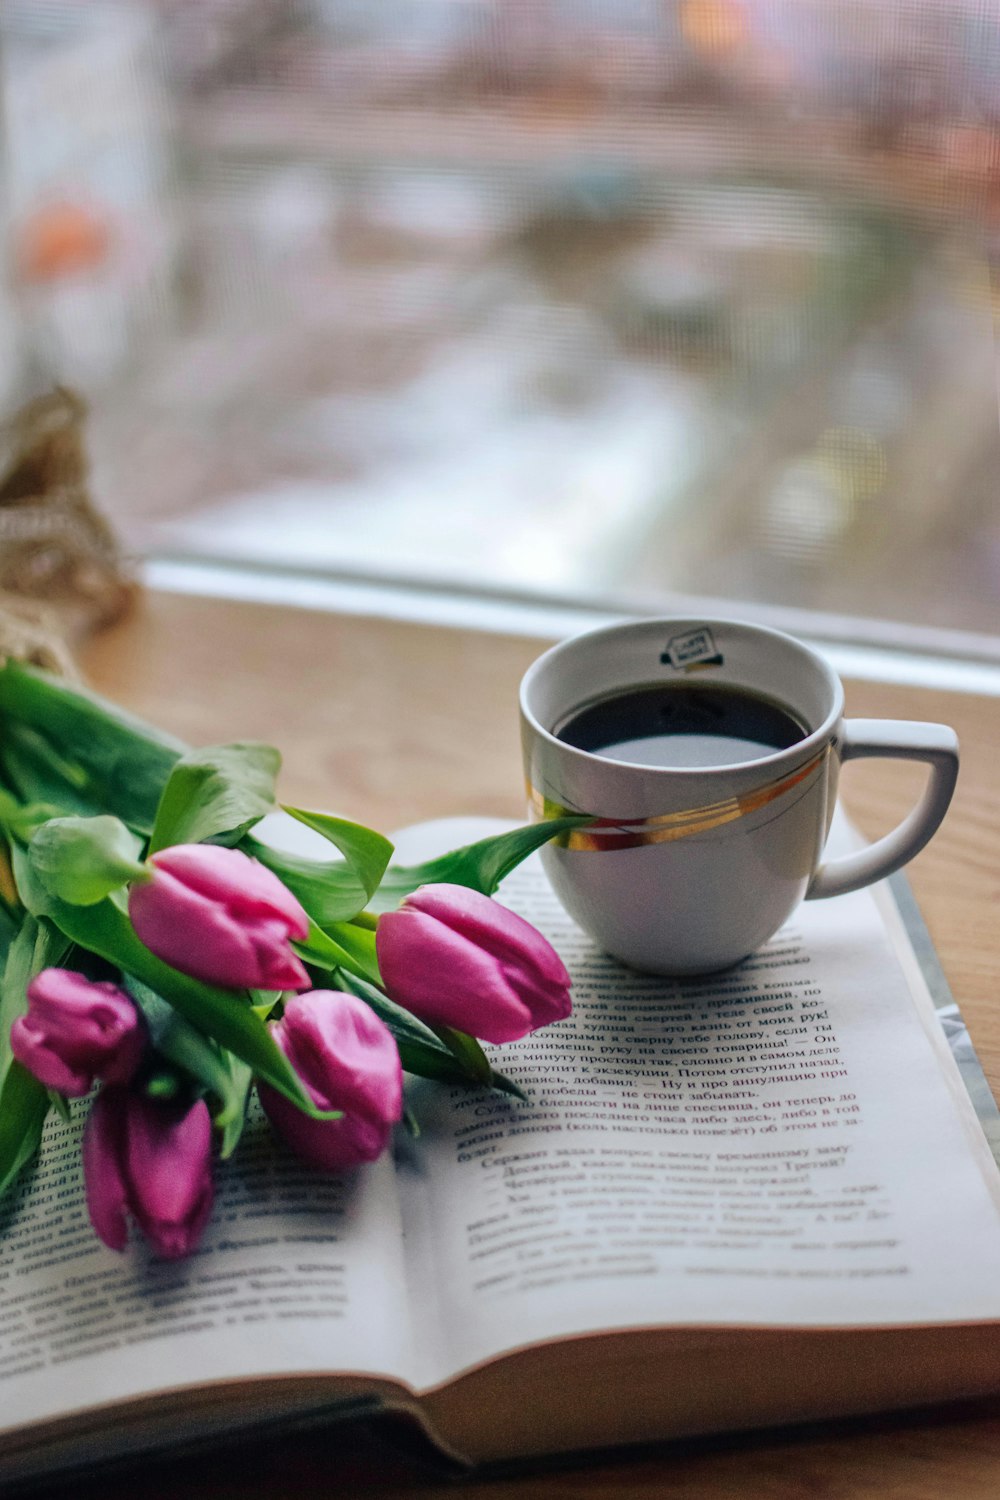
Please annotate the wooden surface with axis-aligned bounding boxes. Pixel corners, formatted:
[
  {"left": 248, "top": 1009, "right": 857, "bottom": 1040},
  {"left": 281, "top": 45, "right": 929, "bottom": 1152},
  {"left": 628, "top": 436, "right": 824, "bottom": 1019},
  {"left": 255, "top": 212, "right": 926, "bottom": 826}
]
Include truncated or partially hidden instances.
[{"left": 61, "top": 588, "right": 1000, "bottom": 1499}]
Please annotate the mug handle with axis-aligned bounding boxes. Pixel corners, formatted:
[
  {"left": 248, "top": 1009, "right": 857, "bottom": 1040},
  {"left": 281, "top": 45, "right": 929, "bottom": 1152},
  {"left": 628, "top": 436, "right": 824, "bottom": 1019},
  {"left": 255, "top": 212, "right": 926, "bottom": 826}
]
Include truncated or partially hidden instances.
[{"left": 806, "top": 719, "right": 959, "bottom": 901}]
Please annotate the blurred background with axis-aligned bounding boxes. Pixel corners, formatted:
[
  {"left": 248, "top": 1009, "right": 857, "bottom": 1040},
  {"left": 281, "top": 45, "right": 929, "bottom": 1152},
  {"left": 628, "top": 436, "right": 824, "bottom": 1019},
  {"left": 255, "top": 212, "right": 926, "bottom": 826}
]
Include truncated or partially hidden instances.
[{"left": 0, "top": 0, "right": 998, "bottom": 647}]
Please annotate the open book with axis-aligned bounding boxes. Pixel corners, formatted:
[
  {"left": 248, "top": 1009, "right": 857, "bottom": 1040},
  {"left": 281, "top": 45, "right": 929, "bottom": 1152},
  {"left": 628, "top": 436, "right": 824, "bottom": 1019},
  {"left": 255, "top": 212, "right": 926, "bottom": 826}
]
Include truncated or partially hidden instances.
[{"left": 3, "top": 815, "right": 1000, "bottom": 1488}]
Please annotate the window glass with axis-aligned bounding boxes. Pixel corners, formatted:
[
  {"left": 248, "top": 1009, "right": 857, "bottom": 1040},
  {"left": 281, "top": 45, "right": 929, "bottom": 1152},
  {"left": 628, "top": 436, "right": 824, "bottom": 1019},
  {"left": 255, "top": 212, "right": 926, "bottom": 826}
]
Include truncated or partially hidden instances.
[{"left": 2, "top": 1, "right": 998, "bottom": 642}]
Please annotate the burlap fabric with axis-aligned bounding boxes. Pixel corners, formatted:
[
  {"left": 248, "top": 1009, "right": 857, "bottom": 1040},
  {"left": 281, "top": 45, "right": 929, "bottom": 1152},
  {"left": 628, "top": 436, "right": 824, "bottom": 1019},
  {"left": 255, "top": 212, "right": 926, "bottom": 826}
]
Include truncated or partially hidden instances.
[{"left": 0, "top": 388, "right": 133, "bottom": 672}]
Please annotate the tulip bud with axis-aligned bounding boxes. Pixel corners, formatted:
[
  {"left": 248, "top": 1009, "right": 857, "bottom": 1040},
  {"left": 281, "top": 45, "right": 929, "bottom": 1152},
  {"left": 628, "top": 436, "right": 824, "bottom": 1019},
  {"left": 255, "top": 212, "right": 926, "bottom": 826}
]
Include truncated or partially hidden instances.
[
  {"left": 11, "top": 968, "right": 145, "bottom": 1096},
  {"left": 258, "top": 990, "right": 402, "bottom": 1172},
  {"left": 375, "top": 883, "right": 572, "bottom": 1044},
  {"left": 83, "top": 1088, "right": 214, "bottom": 1259},
  {"left": 129, "top": 844, "right": 310, "bottom": 991}
]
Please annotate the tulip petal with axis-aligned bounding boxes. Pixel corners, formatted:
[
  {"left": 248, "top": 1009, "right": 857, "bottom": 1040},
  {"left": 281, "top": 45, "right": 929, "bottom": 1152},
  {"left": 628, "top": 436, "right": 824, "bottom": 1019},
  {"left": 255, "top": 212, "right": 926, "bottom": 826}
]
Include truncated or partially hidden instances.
[
  {"left": 496, "top": 958, "right": 572, "bottom": 1030},
  {"left": 377, "top": 907, "right": 537, "bottom": 1043},
  {"left": 260, "top": 1088, "right": 391, "bottom": 1171},
  {"left": 83, "top": 1089, "right": 215, "bottom": 1259},
  {"left": 259, "top": 991, "right": 402, "bottom": 1172},
  {"left": 148, "top": 845, "right": 309, "bottom": 938},
  {"left": 279, "top": 993, "right": 402, "bottom": 1127},
  {"left": 11, "top": 970, "right": 145, "bottom": 1096},
  {"left": 11, "top": 1016, "right": 92, "bottom": 1095},
  {"left": 405, "top": 883, "right": 571, "bottom": 988},
  {"left": 130, "top": 867, "right": 308, "bottom": 991},
  {"left": 82, "top": 1089, "right": 131, "bottom": 1252},
  {"left": 126, "top": 1096, "right": 214, "bottom": 1260},
  {"left": 376, "top": 885, "right": 572, "bottom": 1045}
]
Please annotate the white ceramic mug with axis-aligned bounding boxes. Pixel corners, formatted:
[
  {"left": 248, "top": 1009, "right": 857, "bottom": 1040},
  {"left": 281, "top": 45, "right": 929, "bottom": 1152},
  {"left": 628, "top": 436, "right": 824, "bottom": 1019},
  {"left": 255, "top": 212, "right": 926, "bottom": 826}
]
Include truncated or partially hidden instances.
[{"left": 519, "top": 617, "right": 959, "bottom": 974}]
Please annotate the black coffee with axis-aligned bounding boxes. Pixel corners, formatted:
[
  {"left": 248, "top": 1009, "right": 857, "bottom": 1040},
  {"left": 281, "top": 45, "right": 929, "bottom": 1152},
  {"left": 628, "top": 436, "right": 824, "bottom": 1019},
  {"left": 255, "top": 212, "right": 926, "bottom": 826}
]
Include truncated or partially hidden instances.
[{"left": 555, "top": 682, "right": 808, "bottom": 768}]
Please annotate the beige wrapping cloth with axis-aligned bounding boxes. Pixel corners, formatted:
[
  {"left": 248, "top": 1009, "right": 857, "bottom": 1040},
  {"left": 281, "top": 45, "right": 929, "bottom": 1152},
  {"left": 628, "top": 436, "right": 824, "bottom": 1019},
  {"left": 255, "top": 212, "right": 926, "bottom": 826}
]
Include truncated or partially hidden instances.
[{"left": 0, "top": 388, "right": 134, "bottom": 672}]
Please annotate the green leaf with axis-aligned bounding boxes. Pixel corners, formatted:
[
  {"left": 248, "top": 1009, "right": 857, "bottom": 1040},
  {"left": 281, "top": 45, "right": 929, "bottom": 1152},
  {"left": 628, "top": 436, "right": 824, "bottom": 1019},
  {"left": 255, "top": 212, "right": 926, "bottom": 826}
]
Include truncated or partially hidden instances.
[
  {"left": 490, "top": 1069, "right": 530, "bottom": 1103},
  {"left": 281, "top": 808, "right": 393, "bottom": 903},
  {"left": 9, "top": 847, "right": 53, "bottom": 926},
  {"left": 28, "top": 815, "right": 147, "bottom": 906},
  {"left": 370, "top": 816, "right": 593, "bottom": 911},
  {"left": 0, "top": 661, "right": 184, "bottom": 834},
  {"left": 214, "top": 1054, "right": 255, "bottom": 1157},
  {"left": 0, "top": 915, "right": 71, "bottom": 1199},
  {"left": 150, "top": 742, "right": 281, "bottom": 855},
  {"left": 0, "top": 916, "right": 71, "bottom": 1074},
  {"left": 294, "top": 919, "right": 382, "bottom": 987},
  {"left": 0, "top": 786, "right": 60, "bottom": 846},
  {"left": 144, "top": 1070, "right": 182, "bottom": 1100},
  {"left": 125, "top": 978, "right": 256, "bottom": 1158},
  {"left": 10, "top": 850, "right": 323, "bottom": 1118},
  {"left": 0, "top": 906, "right": 16, "bottom": 972},
  {"left": 49, "top": 1089, "right": 73, "bottom": 1124},
  {"left": 431, "top": 1025, "right": 492, "bottom": 1087},
  {"left": 0, "top": 722, "right": 105, "bottom": 820},
  {"left": 245, "top": 841, "right": 371, "bottom": 925},
  {"left": 326, "top": 922, "right": 382, "bottom": 985},
  {"left": 0, "top": 1060, "right": 51, "bottom": 1200}
]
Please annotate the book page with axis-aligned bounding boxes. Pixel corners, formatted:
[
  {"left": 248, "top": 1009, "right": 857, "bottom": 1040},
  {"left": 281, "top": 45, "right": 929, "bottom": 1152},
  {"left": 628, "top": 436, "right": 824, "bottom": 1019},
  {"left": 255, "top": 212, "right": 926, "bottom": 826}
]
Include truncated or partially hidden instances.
[
  {"left": 394, "top": 817, "right": 1000, "bottom": 1389},
  {"left": 4, "top": 811, "right": 999, "bottom": 1441},
  {"left": 0, "top": 1102, "right": 415, "bottom": 1438}
]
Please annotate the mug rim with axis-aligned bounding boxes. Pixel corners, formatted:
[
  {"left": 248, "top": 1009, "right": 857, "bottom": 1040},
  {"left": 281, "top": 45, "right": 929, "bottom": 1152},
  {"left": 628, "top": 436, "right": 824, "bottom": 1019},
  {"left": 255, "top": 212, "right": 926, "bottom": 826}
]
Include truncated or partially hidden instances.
[{"left": 519, "top": 615, "right": 845, "bottom": 780}]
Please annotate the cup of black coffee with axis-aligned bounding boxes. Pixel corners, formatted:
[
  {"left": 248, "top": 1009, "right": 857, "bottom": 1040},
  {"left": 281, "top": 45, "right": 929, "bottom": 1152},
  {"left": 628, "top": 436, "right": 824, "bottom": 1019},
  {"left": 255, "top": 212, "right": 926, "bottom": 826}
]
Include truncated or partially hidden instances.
[{"left": 519, "top": 618, "right": 958, "bottom": 974}]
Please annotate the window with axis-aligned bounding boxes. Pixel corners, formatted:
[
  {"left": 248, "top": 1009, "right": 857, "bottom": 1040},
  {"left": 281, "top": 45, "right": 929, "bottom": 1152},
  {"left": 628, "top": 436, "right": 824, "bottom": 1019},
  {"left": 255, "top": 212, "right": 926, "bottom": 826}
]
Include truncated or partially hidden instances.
[{"left": 3, "top": 1, "right": 998, "bottom": 646}]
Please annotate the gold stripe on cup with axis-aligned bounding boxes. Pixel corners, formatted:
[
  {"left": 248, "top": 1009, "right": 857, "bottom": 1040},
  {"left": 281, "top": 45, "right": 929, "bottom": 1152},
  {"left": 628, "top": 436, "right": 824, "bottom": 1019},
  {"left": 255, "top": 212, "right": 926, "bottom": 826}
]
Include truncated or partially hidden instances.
[{"left": 528, "top": 746, "right": 829, "bottom": 852}]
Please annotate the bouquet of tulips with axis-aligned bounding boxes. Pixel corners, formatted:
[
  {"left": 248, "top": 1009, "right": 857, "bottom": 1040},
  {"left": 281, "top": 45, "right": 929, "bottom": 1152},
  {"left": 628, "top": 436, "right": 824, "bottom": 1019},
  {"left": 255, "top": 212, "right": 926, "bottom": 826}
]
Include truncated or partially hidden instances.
[{"left": 0, "top": 659, "right": 583, "bottom": 1259}]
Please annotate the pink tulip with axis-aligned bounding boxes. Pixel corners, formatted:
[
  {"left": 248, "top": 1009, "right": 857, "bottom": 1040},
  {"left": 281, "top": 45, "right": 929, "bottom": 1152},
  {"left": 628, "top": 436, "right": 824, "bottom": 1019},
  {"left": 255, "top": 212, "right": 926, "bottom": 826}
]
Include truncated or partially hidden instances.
[
  {"left": 129, "top": 843, "right": 310, "bottom": 991},
  {"left": 11, "top": 968, "right": 145, "bottom": 1096},
  {"left": 83, "top": 1088, "right": 214, "bottom": 1259},
  {"left": 375, "top": 883, "right": 572, "bottom": 1044},
  {"left": 258, "top": 990, "right": 402, "bottom": 1172}
]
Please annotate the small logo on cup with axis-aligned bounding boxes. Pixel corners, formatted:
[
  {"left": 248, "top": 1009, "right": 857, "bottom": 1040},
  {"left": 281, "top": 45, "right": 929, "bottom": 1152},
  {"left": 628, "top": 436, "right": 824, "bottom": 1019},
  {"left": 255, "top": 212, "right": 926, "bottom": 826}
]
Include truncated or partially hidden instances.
[{"left": 661, "top": 627, "right": 723, "bottom": 670}]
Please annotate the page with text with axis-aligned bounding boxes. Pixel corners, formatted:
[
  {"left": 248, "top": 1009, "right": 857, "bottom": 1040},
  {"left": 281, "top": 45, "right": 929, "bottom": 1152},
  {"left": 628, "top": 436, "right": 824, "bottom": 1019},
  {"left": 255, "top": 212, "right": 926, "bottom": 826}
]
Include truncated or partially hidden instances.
[
  {"left": 396, "top": 820, "right": 1000, "bottom": 1388},
  {"left": 0, "top": 1103, "right": 415, "bottom": 1436}
]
